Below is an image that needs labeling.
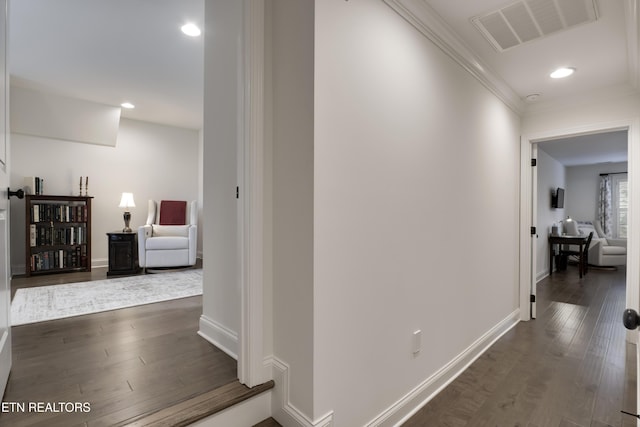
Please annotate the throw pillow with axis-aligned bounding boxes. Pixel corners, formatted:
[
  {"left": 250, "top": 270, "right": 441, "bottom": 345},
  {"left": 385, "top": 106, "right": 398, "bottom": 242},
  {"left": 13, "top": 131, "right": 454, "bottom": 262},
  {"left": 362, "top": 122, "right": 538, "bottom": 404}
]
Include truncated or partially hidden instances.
[{"left": 159, "top": 200, "right": 187, "bottom": 225}]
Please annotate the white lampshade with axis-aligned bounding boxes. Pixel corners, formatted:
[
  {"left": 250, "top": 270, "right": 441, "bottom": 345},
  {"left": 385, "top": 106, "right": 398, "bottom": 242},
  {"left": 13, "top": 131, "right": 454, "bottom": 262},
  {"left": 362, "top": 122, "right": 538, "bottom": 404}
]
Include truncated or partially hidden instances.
[{"left": 118, "top": 192, "right": 136, "bottom": 209}]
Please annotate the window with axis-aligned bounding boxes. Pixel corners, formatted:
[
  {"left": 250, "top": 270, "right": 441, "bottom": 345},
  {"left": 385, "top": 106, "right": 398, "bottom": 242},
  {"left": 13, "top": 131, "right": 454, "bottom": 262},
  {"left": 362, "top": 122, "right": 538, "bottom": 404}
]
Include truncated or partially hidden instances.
[{"left": 612, "top": 174, "right": 628, "bottom": 238}]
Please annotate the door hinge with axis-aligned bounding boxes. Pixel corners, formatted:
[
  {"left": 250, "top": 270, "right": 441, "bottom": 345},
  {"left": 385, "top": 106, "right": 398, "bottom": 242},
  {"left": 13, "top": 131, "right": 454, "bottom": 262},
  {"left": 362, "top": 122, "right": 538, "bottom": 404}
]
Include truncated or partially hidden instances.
[
  {"left": 530, "top": 294, "right": 536, "bottom": 303},
  {"left": 531, "top": 159, "right": 537, "bottom": 166},
  {"left": 531, "top": 226, "right": 536, "bottom": 235},
  {"left": 236, "top": 186, "right": 239, "bottom": 199}
]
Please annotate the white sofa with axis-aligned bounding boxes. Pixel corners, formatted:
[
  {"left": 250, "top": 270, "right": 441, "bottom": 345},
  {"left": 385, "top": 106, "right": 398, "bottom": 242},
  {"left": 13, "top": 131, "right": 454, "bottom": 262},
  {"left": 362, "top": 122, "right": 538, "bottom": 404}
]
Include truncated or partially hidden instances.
[
  {"left": 565, "top": 220, "right": 626, "bottom": 267},
  {"left": 138, "top": 200, "right": 198, "bottom": 270}
]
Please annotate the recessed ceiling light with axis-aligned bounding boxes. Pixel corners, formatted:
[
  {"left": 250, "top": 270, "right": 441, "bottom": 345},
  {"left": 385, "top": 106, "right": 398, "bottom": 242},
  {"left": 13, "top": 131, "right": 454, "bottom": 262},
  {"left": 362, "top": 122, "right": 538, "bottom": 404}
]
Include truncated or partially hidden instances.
[
  {"left": 121, "top": 102, "right": 135, "bottom": 109},
  {"left": 550, "top": 67, "right": 576, "bottom": 79},
  {"left": 525, "top": 93, "right": 541, "bottom": 102},
  {"left": 181, "top": 23, "right": 201, "bottom": 37}
]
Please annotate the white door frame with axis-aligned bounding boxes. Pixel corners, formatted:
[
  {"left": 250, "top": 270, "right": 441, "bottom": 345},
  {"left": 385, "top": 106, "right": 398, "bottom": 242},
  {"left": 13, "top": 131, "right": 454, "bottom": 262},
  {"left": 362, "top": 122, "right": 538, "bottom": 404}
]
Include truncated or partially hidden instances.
[
  {"left": 238, "top": 0, "right": 267, "bottom": 388},
  {"left": 0, "top": 0, "right": 10, "bottom": 398},
  {"left": 519, "top": 118, "right": 640, "bottom": 326},
  {"left": 530, "top": 143, "right": 538, "bottom": 319}
]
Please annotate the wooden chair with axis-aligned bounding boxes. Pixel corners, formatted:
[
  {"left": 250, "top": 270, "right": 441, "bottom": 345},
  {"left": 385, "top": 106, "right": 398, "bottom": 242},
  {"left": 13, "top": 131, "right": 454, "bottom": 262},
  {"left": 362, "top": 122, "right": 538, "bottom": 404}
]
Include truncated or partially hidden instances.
[{"left": 560, "top": 231, "right": 593, "bottom": 277}]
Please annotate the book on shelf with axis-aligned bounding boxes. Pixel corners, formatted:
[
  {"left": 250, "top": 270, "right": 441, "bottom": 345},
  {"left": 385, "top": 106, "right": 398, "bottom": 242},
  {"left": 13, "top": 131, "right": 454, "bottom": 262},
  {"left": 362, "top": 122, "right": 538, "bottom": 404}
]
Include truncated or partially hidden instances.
[
  {"left": 30, "top": 246, "right": 85, "bottom": 272},
  {"left": 30, "top": 203, "right": 88, "bottom": 223},
  {"left": 29, "top": 224, "right": 36, "bottom": 247},
  {"left": 29, "top": 224, "right": 86, "bottom": 247},
  {"left": 24, "top": 176, "right": 45, "bottom": 195}
]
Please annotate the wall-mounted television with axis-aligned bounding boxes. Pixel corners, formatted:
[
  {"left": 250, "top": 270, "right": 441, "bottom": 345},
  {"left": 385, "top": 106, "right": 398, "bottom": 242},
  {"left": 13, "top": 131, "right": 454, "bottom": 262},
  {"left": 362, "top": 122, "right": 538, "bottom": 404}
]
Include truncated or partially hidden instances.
[{"left": 551, "top": 187, "right": 564, "bottom": 209}]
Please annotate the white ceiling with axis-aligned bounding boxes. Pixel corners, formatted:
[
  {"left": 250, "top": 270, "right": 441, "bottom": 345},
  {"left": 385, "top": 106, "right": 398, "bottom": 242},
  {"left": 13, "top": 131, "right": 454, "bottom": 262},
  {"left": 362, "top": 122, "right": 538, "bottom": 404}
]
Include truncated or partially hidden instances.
[
  {"left": 9, "top": 0, "right": 204, "bottom": 130},
  {"left": 424, "top": 0, "right": 633, "bottom": 105},
  {"left": 7, "top": 0, "right": 638, "bottom": 166},
  {"left": 537, "top": 130, "right": 628, "bottom": 166}
]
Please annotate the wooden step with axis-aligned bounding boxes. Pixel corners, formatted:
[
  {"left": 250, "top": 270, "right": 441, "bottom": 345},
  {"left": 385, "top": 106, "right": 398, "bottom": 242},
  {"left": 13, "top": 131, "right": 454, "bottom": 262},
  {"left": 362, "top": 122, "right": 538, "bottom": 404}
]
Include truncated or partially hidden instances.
[{"left": 121, "top": 380, "right": 275, "bottom": 427}]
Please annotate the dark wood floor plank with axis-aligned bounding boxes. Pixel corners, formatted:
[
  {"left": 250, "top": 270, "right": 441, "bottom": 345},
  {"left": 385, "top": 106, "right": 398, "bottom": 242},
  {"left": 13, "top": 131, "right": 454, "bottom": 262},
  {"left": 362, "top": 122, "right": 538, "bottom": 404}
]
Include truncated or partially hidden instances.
[{"left": 403, "top": 267, "right": 635, "bottom": 427}]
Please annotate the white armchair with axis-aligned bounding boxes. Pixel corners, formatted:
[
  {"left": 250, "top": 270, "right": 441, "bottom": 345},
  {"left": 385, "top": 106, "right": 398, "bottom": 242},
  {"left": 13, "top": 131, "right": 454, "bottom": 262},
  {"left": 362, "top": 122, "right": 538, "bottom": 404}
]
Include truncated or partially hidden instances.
[
  {"left": 565, "top": 220, "right": 626, "bottom": 267},
  {"left": 138, "top": 200, "right": 198, "bottom": 270}
]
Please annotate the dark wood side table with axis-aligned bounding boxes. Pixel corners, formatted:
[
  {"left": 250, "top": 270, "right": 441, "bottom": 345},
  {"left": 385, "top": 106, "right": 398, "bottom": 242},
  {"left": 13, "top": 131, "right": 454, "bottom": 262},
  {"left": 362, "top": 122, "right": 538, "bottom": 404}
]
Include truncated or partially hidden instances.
[{"left": 107, "top": 231, "right": 139, "bottom": 276}]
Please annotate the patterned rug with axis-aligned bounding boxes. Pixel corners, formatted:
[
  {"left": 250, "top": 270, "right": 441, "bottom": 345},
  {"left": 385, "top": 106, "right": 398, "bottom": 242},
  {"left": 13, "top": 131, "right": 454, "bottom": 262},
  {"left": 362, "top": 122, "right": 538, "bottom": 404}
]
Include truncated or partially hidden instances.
[{"left": 11, "top": 269, "right": 203, "bottom": 326}]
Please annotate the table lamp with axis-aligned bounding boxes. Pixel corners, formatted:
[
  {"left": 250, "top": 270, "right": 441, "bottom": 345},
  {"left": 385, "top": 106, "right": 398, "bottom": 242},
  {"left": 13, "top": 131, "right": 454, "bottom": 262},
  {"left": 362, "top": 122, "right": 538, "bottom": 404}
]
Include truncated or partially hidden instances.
[{"left": 119, "top": 192, "right": 136, "bottom": 232}]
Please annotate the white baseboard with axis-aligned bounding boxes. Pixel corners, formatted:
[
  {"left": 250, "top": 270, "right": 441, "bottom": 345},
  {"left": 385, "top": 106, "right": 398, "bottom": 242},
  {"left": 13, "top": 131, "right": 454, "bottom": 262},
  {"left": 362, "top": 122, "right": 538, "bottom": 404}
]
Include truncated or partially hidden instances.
[
  {"left": 366, "top": 309, "right": 521, "bottom": 426},
  {"left": 536, "top": 270, "right": 549, "bottom": 282},
  {"left": 198, "top": 314, "right": 238, "bottom": 360},
  {"left": 92, "top": 258, "right": 108, "bottom": 269},
  {"left": 189, "top": 391, "right": 272, "bottom": 427},
  {"left": 200, "top": 309, "right": 518, "bottom": 427},
  {"left": 265, "top": 356, "right": 334, "bottom": 427}
]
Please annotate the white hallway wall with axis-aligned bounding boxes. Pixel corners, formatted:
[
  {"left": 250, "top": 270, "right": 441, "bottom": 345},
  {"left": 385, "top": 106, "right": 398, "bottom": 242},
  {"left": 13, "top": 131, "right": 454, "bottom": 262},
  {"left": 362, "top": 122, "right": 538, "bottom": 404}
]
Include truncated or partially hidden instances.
[
  {"left": 313, "top": 1, "right": 521, "bottom": 425},
  {"left": 203, "top": 0, "right": 522, "bottom": 424},
  {"left": 269, "top": 0, "right": 315, "bottom": 417},
  {"left": 200, "top": 2, "right": 640, "bottom": 426},
  {"left": 204, "top": 0, "right": 521, "bottom": 424},
  {"left": 10, "top": 117, "right": 200, "bottom": 274}
]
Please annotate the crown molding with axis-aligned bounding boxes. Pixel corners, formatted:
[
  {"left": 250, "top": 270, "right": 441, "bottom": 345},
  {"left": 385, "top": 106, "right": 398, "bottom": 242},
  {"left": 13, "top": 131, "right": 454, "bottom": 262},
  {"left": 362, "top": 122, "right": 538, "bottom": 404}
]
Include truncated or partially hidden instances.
[
  {"left": 383, "top": 0, "right": 525, "bottom": 115},
  {"left": 625, "top": 0, "right": 640, "bottom": 89}
]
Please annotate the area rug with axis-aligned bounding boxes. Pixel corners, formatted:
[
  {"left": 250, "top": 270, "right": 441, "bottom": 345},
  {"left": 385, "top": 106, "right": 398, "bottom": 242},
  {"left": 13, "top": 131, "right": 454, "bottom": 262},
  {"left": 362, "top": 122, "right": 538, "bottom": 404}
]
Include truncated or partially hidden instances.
[{"left": 11, "top": 269, "right": 203, "bottom": 326}]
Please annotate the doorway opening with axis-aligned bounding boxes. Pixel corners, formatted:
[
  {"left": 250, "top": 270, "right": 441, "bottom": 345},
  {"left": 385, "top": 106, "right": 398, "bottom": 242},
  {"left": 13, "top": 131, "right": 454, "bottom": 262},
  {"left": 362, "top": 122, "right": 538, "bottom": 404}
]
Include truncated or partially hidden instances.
[
  {"left": 532, "top": 129, "right": 629, "bottom": 311},
  {"left": 520, "top": 120, "right": 639, "bottom": 326}
]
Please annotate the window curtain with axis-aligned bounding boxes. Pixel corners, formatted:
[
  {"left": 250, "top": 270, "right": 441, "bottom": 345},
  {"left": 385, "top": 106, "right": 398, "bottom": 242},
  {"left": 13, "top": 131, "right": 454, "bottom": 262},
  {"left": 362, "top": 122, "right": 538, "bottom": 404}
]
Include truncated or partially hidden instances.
[{"left": 599, "top": 174, "right": 613, "bottom": 237}]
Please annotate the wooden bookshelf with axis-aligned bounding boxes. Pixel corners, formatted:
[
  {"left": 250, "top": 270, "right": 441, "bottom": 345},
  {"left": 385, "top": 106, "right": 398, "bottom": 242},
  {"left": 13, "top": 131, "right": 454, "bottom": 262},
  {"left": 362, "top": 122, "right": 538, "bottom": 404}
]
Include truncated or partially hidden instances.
[{"left": 25, "top": 195, "right": 92, "bottom": 276}]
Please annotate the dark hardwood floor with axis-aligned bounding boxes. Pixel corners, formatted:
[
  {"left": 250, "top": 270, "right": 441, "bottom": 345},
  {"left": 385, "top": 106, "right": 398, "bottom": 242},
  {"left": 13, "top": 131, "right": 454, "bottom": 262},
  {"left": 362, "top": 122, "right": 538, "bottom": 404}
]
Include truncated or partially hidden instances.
[
  {"left": 404, "top": 266, "right": 636, "bottom": 427},
  {"left": 7, "top": 264, "right": 633, "bottom": 426},
  {"left": 1, "top": 266, "right": 238, "bottom": 427}
]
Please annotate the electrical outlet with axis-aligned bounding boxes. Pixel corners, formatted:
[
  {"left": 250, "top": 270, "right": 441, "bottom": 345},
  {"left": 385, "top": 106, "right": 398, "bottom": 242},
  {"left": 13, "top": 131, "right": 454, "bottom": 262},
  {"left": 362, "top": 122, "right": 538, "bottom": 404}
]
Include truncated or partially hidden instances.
[{"left": 412, "top": 330, "right": 421, "bottom": 355}]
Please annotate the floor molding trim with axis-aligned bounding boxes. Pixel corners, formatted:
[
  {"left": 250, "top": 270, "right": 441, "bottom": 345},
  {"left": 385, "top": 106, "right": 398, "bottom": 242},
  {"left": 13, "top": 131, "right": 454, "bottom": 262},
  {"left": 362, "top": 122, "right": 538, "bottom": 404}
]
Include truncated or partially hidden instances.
[
  {"left": 188, "top": 387, "right": 273, "bottom": 427},
  {"left": 198, "top": 314, "right": 238, "bottom": 360},
  {"left": 91, "top": 258, "right": 108, "bottom": 269},
  {"left": 265, "top": 356, "right": 334, "bottom": 427},
  {"left": 536, "top": 270, "right": 549, "bottom": 283},
  {"left": 366, "top": 308, "right": 521, "bottom": 426}
]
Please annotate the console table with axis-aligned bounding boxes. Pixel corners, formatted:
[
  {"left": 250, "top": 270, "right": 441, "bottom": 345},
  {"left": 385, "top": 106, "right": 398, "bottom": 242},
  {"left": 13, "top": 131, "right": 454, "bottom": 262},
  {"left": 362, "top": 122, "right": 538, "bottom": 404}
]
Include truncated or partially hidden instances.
[
  {"left": 107, "top": 231, "right": 139, "bottom": 276},
  {"left": 548, "top": 234, "right": 589, "bottom": 278}
]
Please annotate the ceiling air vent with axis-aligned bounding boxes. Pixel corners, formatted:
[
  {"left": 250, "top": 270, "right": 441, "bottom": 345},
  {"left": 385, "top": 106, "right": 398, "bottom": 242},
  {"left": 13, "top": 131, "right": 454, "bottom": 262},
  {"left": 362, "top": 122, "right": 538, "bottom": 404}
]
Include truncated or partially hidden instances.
[{"left": 471, "top": 0, "right": 598, "bottom": 52}]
